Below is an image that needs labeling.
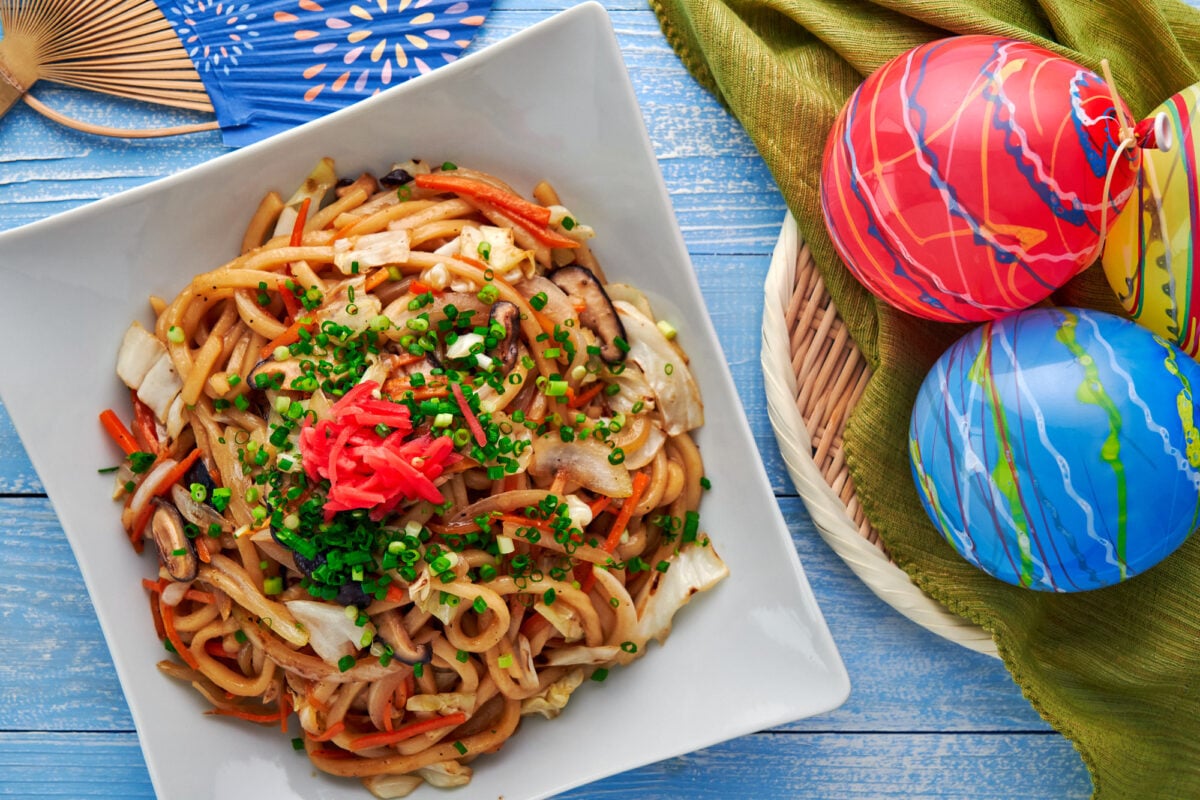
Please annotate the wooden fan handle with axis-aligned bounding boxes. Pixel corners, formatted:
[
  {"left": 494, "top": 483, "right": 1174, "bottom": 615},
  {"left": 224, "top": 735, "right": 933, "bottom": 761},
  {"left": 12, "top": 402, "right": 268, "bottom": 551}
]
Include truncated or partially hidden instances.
[{"left": 21, "top": 92, "right": 220, "bottom": 139}]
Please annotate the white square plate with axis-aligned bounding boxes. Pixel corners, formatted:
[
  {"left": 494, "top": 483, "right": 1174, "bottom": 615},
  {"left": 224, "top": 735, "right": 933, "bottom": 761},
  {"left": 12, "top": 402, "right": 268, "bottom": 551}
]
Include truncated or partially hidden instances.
[{"left": 0, "top": 4, "right": 849, "bottom": 798}]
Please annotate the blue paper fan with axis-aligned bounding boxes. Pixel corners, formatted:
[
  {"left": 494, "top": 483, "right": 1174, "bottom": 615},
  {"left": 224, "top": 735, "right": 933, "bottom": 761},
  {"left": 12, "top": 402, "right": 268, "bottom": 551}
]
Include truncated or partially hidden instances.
[{"left": 157, "top": 0, "right": 492, "bottom": 146}]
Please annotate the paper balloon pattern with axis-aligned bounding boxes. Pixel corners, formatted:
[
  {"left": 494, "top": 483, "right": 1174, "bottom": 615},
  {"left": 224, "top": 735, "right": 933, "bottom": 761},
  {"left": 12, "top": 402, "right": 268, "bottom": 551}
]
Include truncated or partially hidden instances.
[
  {"left": 821, "top": 36, "right": 1138, "bottom": 323},
  {"left": 909, "top": 307, "right": 1200, "bottom": 591},
  {"left": 1102, "top": 83, "right": 1200, "bottom": 355}
]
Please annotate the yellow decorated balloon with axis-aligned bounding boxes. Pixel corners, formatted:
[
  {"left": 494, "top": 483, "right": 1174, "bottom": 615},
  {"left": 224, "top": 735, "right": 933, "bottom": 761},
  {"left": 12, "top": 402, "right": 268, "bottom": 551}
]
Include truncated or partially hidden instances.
[{"left": 1103, "top": 84, "right": 1200, "bottom": 356}]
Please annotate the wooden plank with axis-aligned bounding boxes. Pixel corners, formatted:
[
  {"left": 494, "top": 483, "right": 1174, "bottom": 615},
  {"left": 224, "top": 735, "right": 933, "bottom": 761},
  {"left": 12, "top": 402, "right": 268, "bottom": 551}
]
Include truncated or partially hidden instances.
[
  {"left": 0, "top": 730, "right": 1090, "bottom": 799},
  {"left": 0, "top": 496, "right": 1048, "bottom": 734},
  {"left": 0, "top": 11, "right": 786, "bottom": 257}
]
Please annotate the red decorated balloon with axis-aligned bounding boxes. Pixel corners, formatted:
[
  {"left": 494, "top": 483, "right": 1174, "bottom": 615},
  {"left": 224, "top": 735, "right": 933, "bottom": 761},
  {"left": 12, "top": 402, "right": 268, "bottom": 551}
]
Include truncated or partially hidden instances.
[{"left": 820, "top": 36, "right": 1138, "bottom": 322}]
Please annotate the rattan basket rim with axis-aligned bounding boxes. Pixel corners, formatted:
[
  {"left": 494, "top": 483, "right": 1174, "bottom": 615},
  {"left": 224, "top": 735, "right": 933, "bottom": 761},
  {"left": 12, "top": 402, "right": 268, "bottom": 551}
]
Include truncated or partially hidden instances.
[{"left": 761, "top": 212, "right": 999, "bottom": 658}]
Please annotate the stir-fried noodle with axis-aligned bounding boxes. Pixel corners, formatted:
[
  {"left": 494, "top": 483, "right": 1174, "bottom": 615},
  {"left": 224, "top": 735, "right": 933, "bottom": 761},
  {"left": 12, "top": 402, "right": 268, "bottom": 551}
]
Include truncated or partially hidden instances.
[{"left": 106, "top": 158, "right": 728, "bottom": 797}]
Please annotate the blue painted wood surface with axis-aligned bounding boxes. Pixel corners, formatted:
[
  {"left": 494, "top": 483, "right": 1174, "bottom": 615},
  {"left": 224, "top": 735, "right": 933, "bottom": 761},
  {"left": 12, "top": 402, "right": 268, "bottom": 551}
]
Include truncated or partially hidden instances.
[{"left": 0, "top": 1, "right": 1095, "bottom": 797}]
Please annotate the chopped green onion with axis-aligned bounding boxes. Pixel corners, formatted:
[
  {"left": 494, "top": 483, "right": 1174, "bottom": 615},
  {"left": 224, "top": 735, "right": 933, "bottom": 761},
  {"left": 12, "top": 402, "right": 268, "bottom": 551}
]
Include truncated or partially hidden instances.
[
  {"left": 591, "top": 667, "right": 609, "bottom": 682},
  {"left": 498, "top": 653, "right": 514, "bottom": 669},
  {"left": 620, "top": 641, "right": 638, "bottom": 654},
  {"left": 129, "top": 451, "right": 156, "bottom": 473},
  {"left": 543, "top": 380, "right": 568, "bottom": 397},
  {"left": 337, "top": 655, "right": 356, "bottom": 672},
  {"left": 167, "top": 325, "right": 185, "bottom": 343},
  {"left": 476, "top": 284, "right": 499, "bottom": 304},
  {"left": 529, "top": 292, "right": 548, "bottom": 311},
  {"left": 656, "top": 320, "right": 678, "bottom": 340},
  {"left": 263, "top": 576, "right": 283, "bottom": 595}
]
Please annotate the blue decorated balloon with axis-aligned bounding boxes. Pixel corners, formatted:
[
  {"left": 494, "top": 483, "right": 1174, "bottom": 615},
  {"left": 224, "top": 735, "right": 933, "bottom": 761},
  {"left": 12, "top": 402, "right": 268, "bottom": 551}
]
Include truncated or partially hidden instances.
[{"left": 909, "top": 307, "right": 1200, "bottom": 591}]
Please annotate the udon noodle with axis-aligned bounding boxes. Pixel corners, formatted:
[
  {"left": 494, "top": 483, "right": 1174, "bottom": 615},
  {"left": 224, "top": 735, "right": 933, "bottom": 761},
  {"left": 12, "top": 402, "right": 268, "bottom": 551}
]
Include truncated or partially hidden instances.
[{"left": 105, "top": 158, "right": 728, "bottom": 797}]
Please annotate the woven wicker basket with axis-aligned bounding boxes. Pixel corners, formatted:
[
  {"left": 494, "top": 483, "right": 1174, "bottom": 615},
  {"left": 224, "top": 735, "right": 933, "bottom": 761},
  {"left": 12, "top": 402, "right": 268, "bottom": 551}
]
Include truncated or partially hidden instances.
[{"left": 761, "top": 213, "right": 999, "bottom": 658}]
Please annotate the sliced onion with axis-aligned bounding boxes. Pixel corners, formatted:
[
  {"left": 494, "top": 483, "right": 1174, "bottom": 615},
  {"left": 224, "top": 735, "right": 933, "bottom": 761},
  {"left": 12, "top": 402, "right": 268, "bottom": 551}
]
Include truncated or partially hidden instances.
[
  {"left": 622, "top": 424, "right": 666, "bottom": 471},
  {"left": 159, "top": 579, "right": 193, "bottom": 608},
  {"left": 128, "top": 457, "right": 179, "bottom": 522}
]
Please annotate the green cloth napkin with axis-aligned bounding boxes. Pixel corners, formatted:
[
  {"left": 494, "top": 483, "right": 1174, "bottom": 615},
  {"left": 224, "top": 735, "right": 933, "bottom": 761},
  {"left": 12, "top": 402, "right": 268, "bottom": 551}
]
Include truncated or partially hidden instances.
[{"left": 648, "top": 0, "right": 1200, "bottom": 796}]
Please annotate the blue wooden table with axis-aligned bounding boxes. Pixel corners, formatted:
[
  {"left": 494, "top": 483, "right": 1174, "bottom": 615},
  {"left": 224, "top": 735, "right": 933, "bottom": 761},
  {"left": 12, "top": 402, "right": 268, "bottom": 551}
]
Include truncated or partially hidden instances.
[{"left": 0, "top": 1, "right": 1094, "bottom": 797}]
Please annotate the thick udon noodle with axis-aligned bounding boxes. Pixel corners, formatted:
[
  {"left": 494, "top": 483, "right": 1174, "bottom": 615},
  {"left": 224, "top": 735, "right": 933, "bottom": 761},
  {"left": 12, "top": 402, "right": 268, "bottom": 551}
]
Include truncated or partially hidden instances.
[{"left": 109, "top": 159, "right": 727, "bottom": 797}]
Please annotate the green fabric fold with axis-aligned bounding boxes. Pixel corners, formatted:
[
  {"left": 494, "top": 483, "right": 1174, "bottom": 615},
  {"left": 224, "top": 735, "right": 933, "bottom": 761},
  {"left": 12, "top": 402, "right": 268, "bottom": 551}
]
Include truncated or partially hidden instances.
[{"left": 648, "top": 0, "right": 1200, "bottom": 796}]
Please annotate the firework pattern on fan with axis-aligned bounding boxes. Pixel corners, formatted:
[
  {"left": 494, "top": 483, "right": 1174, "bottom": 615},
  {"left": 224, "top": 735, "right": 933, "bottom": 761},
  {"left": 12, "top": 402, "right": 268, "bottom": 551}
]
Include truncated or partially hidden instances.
[{"left": 156, "top": 0, "right": 490, "bottom": 146}]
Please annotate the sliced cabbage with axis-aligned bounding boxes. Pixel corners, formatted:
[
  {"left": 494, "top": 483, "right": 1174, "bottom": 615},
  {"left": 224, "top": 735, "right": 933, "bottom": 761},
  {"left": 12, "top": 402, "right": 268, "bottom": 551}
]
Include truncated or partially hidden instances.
[
  {"left": 459, "top": 225, "right": 534, "bottom": 278},
  {"left": 631, "top": 542, "right": 729, "bottom": 647},
  {"left": 333, "top": 229, "right": 412, "bottom": 274},
  {"left": 284, "top": 599, "right": 373, "bottom": 666},
  {"left": 362, "top": 774, "right": 424, "bottom": 799},
  {"left": 405, "top": 692, "right": 475, "bottom": 715},
  {"left": 533, "top": 598, "right": 583, "bottom": 642},
  {"left": 137, "top": 353, "right": 184, "bottom": 423},
  {"left": 540, "top": 644, "right": 621, "bottom": 667},
  {"left": 520, "top": 668, "right": 584, "bottom": 719},
  {"left": 613, "top": 300, "right": 703, "bottom": 436},
  {"left": 416, "top": 761, "right": 473, "bottom": 789},
  {"left": 116, "top": 321, "right": 165, "bottom": 388},
  {"left": 409, "top": 569, "right": 458, "bottom": 625}
]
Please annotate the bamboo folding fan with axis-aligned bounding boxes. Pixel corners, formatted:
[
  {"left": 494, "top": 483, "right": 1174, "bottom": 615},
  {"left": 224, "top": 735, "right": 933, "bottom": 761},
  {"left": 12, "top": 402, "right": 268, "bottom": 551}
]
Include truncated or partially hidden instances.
[{"left": 0, "top": 0, "right": 492, "bottom": 146}]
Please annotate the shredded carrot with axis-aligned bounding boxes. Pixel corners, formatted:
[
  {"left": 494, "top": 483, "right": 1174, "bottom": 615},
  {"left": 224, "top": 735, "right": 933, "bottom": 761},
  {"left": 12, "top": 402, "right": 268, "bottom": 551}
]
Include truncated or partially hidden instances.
[
  {"left": 530, "top": 308, "right": 559, "bottom": 339},
  {"left": 413, "top": 173, "right": 551, "bottom": 226},
  {"left": 384, "top": 583, "right": 406, "bottom": 604},
  {"left": 290, "top": 197, "right": 311, "bottom": 248},
  {"left": 194, "top": 534, "right": 212, "bottom": 564},
  {"left": 346, "top": 712, "right": 467, "bottom": 752},
  {"left": 147, "top": 592, "right": 165, "bottom": 641},
  {"left": 159, "top": 449, "right": 203, "bottom": 495},
  {"left": 259, "top": 318, "right": 315, "bottom": 359},
  {"left": 364, "top": 267, "right": 391, "bottom": 292},
  {"left": 382, "top": 701, "right": 394, "bottom": 732},
  {"left": 520, "top": 612, "right": 549, "bottom": 638},
  {"left": 208, "top": 706, "right": 285, "bottom": 724},
  {"left": 186, "top": 589, "right": 216, "bottom": 604},
  {"left": 601, "top": 471, "right": 651, "bottom": 553},
  {"left": 502, "top": 207, "right": 582, "bottom": 249},
  {"left": 205, "top": 639, "right": 238, "bottom": 660},
  {"left": 450, "top": 254, "right": 489, "bottom": 272},
  {"left": 568, "top": 381, "right": 606, "bottom": 409},
  {"left": 100, "top": 408, "right": 140, "bottom": 455},
  {"left": 408, "top": 278, "right": 443, "bottom": 296},
  {"left": 588, "top": 496, "right": 612, "bottom": 518},
  {"left": 310, "top": 720, "right": 345, "bottom": 742},
  {"left": 497, "top": 513, "right": 552, "bottom": 532},
  {"left": 159, "top": 600, "right": 200, "bottom": 670},
  {"left": 310, "top": 747, "right": 355, "bottom": 759},
  {"left": 333, "top": 218, "right": 359, "bottom": 241},
  {"left": 130, "top": 391, "right": 159, "bottom": 455},
  {"left": 277, "top": 276, "right": 302, "bottom": 322},
  {"left": 449, "top": 382, "right": 486, "bottom": 447}
]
